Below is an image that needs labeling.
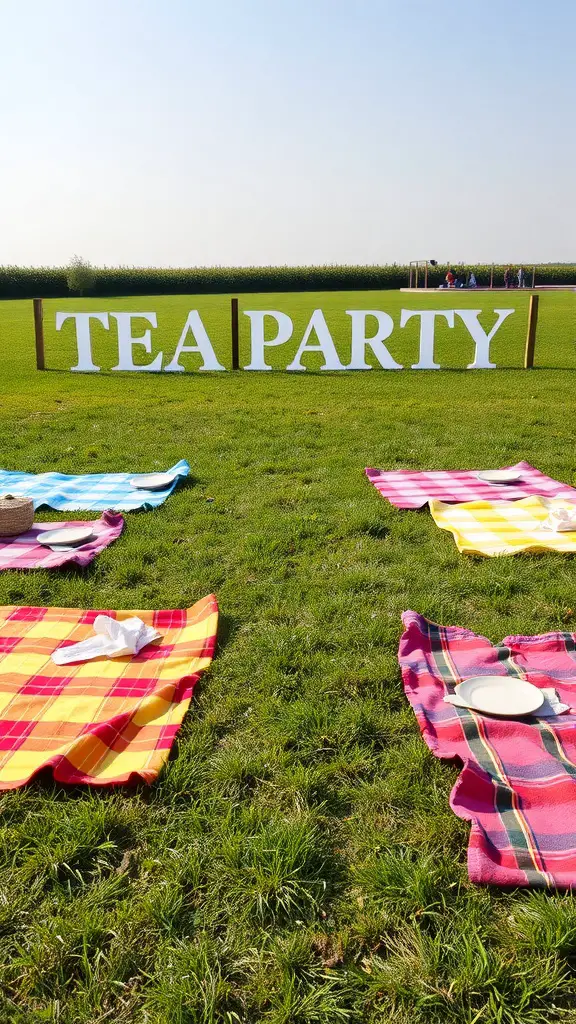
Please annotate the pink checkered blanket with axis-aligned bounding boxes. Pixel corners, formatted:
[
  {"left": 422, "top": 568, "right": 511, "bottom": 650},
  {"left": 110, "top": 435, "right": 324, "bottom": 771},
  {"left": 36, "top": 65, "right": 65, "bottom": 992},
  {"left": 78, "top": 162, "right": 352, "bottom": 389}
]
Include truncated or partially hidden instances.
[
  {"left": 0, "top": 511, "right": 124, "bottom": 569},
  {"left": 366, "top": 461, "right": 576, "bottom": 509}
]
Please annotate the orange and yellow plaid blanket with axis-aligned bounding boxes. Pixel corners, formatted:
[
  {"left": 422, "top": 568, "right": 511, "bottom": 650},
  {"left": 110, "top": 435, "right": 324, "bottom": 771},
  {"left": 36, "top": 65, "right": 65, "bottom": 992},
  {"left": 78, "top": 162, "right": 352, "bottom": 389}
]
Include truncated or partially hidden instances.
[{"left": 0, "top": 594, "right": 218, "bottom": 789}]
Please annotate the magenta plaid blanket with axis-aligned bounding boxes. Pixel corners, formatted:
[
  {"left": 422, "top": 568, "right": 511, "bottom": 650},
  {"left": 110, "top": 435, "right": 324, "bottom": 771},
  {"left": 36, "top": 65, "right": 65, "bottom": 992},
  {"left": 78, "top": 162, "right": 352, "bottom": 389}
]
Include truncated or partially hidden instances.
[
  {"left": 0, "top": 511, "right": 124, "bottom": 570},
  {"left": 366, "top": 461, "right": 576, "bottom": 509},
  {"left": 399, "top": 611, "right": 576, "bottom": 888}
]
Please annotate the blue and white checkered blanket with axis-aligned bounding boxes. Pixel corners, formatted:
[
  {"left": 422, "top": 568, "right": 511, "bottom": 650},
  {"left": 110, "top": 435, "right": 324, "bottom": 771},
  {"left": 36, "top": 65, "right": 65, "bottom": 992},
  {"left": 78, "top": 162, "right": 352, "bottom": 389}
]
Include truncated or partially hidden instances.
[{"left": 0, "top": 460, "right": 190, "bottom": 512}]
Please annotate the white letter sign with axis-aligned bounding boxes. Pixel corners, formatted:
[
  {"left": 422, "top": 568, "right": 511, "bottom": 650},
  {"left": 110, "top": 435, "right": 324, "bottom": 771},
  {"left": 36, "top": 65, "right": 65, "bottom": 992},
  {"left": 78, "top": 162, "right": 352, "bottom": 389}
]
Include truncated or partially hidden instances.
[
  {"left": 60, "top": 306, "right": 515, "bottom": 373},
  {"left": 111, "top": 313, "right": 162, "bottom": 372},
  {"left": 400, "top": 309, "right": 455, "bottom": 370},
  {"left": 165, "top": 311, "right": 225, "bottom": 371},
  {"left": 456, "top": 309, "right": 515, "bottom": 369},
  {"left": 244, "top": 311, "right": 293, "bottom": 370},
  {"left": 286, "top": 309, "right": 345, "bottom": 371},
  {"left": 346, "top": 310, "right": 402, "bottom": 369},
  {"left": 56, "top": 311, "right": 108, "bottom": 372}
]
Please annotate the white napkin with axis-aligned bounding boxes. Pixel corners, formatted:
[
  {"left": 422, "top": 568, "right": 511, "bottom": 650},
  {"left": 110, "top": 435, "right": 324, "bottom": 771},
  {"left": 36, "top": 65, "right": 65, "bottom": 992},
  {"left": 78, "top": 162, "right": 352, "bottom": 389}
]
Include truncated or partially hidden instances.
[
  {"left": 540, "top": 509, "right": 576, "bottom": 533},
  {"left": 51, "top": 615, "right": 160, "bottom": 665},
  {"left": 444, "top": 687, "right": 570, "bottom": 717}
]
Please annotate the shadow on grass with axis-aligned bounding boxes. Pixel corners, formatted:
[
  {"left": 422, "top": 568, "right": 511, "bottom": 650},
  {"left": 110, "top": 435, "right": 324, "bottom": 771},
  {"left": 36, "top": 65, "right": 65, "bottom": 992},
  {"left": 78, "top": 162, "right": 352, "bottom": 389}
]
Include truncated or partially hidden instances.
[
  {"left": 215, "top": 611, "right": 241, "bottom": 652},
  {"left": 42, "top": 367, "right": 232, "bottom": 377},
  {"left": 364, "top": 523, "right": 390, "bottom": 540},
  {"left": 41, "top": 362, "right": 576, "bottom": 376},
  {"left": 9, "top": 765, "right": 148, "bottom": 802}
]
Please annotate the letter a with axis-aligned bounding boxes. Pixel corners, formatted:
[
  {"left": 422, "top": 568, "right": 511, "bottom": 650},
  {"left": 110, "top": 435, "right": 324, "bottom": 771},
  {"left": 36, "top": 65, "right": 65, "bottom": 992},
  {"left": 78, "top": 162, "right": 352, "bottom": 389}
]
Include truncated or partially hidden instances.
[
  {"left": 165, "top": 311, "right": 225, "bottom": 371},
  {"left": 286, "top": 310, "right": 345, "bottom": 371}
]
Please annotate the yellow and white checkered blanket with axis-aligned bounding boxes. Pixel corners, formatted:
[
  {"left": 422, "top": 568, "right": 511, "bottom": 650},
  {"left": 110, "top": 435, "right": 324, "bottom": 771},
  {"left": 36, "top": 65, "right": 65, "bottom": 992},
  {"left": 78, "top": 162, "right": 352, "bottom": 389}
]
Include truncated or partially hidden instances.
[
  {"left": 0, "top": 595, "right": 218, "bottom": 789},
  {"left": 430, "top": 495, "right": 576, "bottom": 557}
]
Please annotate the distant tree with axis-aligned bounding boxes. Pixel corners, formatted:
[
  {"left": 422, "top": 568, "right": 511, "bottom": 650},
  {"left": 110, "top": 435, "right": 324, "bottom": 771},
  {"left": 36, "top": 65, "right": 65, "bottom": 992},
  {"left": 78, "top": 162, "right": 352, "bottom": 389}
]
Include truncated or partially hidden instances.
[{"left": 67, "top": 255, "right": 96, "bottom": 295}]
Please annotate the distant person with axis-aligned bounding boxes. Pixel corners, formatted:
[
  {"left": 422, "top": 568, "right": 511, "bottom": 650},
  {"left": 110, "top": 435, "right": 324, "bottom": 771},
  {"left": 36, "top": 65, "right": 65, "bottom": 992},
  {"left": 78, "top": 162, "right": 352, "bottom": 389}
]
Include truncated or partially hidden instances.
[
  {"left": 504, "top": 267, "right": 511, "bottom": 288},
  {"left": 518, "top": 267, "right": 525, "bottom": 288},
  {"left": 446, "top": 269, "right": 455, "bottom": 287},
  {"left": 469, "top": 271, "right": 477, "bottom": 288}
]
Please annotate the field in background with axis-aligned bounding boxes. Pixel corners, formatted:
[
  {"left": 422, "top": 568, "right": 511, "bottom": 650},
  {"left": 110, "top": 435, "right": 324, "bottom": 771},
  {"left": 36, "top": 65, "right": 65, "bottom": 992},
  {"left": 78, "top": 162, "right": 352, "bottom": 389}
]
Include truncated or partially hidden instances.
[
  {"left": 1, "top": 263, "right": 575, "bottom": 298},
  {"left": 1, "top": 292, "right": 576, "bottom": 1022}
]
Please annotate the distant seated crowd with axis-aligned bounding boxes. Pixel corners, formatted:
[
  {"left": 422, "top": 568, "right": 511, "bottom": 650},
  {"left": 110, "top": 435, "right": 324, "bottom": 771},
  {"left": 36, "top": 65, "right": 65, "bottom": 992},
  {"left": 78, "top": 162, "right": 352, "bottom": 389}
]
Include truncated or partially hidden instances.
[{"left": 440, "top": 267, "right": 529, "bottom": 289}]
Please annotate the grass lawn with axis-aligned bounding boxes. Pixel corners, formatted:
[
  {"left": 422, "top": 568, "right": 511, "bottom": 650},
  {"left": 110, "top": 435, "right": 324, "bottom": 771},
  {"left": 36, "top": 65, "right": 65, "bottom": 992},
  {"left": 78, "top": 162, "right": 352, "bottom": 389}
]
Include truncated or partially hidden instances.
[{"left": 0, "top": 289, "right": 576, "bottom": 1023}]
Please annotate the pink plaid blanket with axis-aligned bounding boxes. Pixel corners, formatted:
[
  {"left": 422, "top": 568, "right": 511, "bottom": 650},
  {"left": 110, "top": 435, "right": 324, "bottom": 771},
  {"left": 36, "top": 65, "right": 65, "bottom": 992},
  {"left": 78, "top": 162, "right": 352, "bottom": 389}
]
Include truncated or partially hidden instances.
[
  {"left": 0, "top": 511, "right": 124, "bottom": 570},
  {"left": 366, "top": 461, "right": 576, "bottom": 509},
  {"left": 399, "top": 611, "right": 576, "bottom": 888}
]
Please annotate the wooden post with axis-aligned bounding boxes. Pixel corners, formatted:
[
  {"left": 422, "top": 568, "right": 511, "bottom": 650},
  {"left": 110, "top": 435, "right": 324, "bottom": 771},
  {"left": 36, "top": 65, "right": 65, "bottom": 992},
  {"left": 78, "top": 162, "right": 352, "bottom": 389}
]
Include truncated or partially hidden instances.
[
  {"left": 531, "top": 265, "right": 536, "bottom": 289},
  {"left": 489, "top": 264, "right": 494, "bottom": 289},
  {"left": 524, "top": 294, "right": 539, "bottom": 369},
  {"left": 231, "top": 297, "right": 239, "bottom": 370},
  {"left": 33, "top": 298, "right": 45, "bottom": 370},
  {"left": 409, "top": 263, "right": 413, "bottom": 288},
  {"left": 424, "top": 262, "right": 428, "bottom": 289}
]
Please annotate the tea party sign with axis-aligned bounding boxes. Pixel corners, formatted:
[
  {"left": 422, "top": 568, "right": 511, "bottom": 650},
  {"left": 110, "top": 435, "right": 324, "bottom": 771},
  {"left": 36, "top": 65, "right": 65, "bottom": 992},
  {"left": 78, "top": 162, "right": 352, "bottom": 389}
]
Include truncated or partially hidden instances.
[{"left": 53, "top": 307, "right": 515, "bottom": 372}]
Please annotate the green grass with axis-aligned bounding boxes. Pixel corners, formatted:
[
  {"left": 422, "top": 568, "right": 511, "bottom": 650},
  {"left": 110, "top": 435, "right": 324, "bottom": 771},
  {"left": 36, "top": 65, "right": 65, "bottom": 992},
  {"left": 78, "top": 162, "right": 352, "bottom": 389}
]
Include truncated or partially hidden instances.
[
  {"left": 19, "top": 287, "right": 576, "bottom": 372},
  {"left": 0, "top": 289, "right": 576, "bottom": 1023}
]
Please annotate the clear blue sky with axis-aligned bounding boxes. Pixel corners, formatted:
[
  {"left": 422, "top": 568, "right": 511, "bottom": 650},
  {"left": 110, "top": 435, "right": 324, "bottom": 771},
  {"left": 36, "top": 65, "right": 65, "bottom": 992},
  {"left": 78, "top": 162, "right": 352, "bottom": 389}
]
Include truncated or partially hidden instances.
[{"left": 1, "top": 0, "right": 574, "bottom": 266}]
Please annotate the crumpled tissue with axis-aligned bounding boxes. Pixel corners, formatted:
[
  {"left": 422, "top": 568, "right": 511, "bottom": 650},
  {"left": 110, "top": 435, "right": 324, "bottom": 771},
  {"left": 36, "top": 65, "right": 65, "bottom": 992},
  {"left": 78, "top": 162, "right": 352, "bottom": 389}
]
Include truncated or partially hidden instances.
[
  {"left": 540, "top": 509, "right": 576, "bottom": 533},
  {"left": 51, "top": 615, "right": 161, "bottom": 665}
]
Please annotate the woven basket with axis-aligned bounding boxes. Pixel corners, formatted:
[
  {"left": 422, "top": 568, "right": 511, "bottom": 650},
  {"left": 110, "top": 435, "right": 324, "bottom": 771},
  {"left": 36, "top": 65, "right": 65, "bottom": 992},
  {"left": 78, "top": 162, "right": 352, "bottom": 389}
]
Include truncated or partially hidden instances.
[{"left": 0, "top": 495, "right": 34, "bottom": 537}]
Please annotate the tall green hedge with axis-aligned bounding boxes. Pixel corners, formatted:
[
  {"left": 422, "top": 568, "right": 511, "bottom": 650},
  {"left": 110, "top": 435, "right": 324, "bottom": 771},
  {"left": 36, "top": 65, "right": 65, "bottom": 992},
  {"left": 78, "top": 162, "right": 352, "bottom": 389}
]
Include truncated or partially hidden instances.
[{"left": 0, "top": 263, "right": 574, "bottom": 299}]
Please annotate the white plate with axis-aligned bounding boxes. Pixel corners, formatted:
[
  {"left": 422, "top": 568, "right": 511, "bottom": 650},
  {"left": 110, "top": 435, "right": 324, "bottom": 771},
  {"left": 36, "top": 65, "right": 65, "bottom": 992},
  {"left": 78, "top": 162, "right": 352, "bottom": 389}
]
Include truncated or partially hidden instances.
[
  {"left": 476, "top": 470, "right": 522, "bottom": 484},
  {"left": 37, "top": 527, "right": 95, "bottom": 548},
  {"left": 455, "top": 676, "right": 544, "bottom": 716},
  {"left": 129, "top": 473, "right": 174, "bottom": 491}
]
